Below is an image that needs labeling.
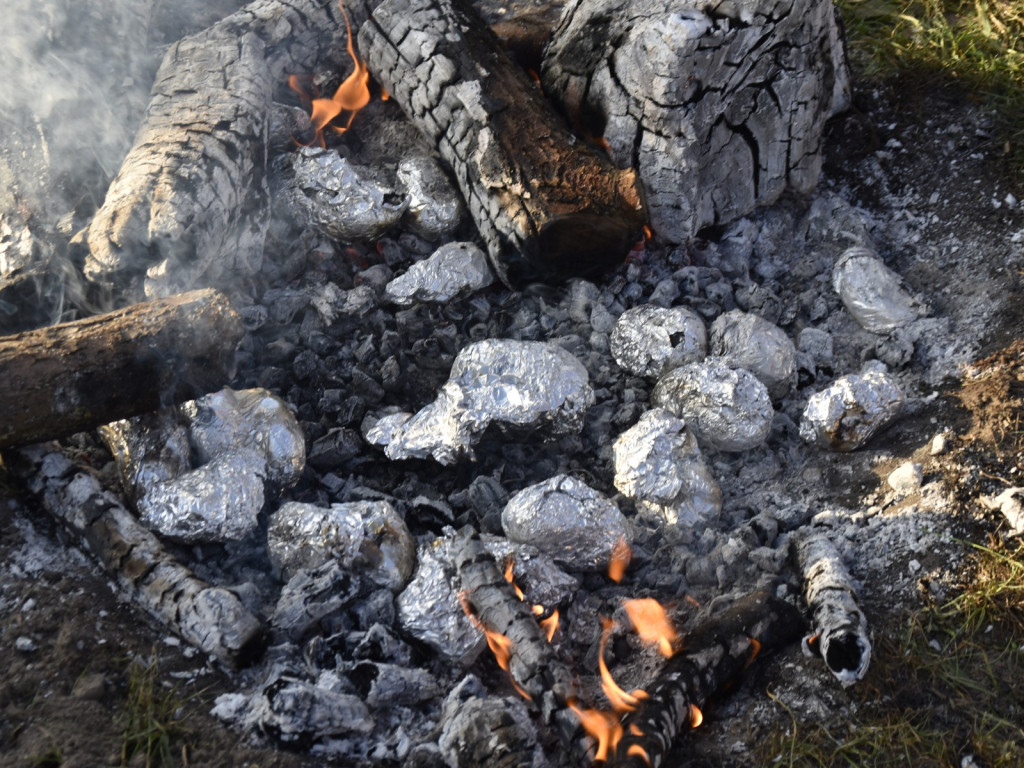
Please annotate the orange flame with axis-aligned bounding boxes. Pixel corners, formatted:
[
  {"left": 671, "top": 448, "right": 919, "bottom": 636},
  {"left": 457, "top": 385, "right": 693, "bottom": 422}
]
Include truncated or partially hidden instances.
[
  {"left": 568, "top": 699, "right": 623, "bottom": 763},
  {"left": 689, "top": 703, "right": 704, "bottom": 728},
  {"left": 626, "top": 744, "right": 652, "bottom": 766},
  {"left": 540, "top": 609, "right": 560, "bottom": 643},
  {"left": 598, "top": 617, "right": 648, "bottom": 713},
  {"left": 458, "top": 591, "right": 532, "bottom": 702},
  {"left": 623, "top": 598, "right": 678, "bottom": 658},
  {"left": 289, "top": 2, "right": 373, "bottom": 146},
  {"left": 608, "top": 538, "right": 632, "bottom": 583},
  {"left": 505, "top": 560, "right": 559, "bottom": 642}
]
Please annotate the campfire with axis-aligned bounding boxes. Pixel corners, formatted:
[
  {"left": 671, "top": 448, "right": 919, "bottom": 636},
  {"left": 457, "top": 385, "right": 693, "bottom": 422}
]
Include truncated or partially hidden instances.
[{"left": 4, "top": 0, "right": 1010, "bottom": 765}]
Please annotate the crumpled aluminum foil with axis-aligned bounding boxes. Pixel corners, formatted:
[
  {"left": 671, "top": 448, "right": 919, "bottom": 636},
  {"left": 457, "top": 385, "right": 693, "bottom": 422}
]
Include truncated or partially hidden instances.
[
  {"left": 365, "top": 339, "right": 594, "bottom": 464},
  {"left": 610, "top": 304, "right": 707, "bottom": 377},
  {"left": 185, "top": 388, "right": 306, "bottom": 488},
  {"left": 267, "top": 500, "right": 416, "bottom": 591},
  {"left": 613, "top": 408, "right": 722, "bottom": 527},
  {"left": 135, "top": 450, "right": 266, "bottom": 542},
  {"left": 710, "top": 309, "right": 796, "bottom": 400},
  {"left": 651, "top": 361, "right": 774, "bottom": 452},
  {"left": 832, "top": 247, "right": 927, "bottom": 334},
  {"left": 799, "top": 362, "right": 905, "bottom": 451},
  {"left": 285, "top": 146, "right": 408, "bottom": 242},
  {"left": 103, "top": 388, "right": 305, "bottom": 543},
  {"left": 384, "top": 241, "right": 494, "bottom": 306},
  {"left": 397, "top": 155, "right": 464, "bottom": 240},
  {"left": 501, "top": 474, "right": 631, "bottom": 572},
  {"left": 396, "top": 536, "right": 486, "bottom": 665},
  {"left": 100, "top": 412, "right": 191, "bottom": 504}
]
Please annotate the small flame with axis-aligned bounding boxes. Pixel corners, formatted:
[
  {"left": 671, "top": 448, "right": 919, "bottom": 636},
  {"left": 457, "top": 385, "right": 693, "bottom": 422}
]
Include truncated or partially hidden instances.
[
  {"left": 747, "top": 637, "right": 762, "bottom": 665},
  {"left": 289, "top": 2, "right": 373, "bottom": 146},
  {"left": 540, "top": 609, "right": 560, "bottom": 643},
  {"left": 608, "top": 537, "right": 632, "bottom": 583},
  {"left": 599, "top": 617, "right": 648, "bottom": 713},
  {"left": 689, "top": 703, "right": 703, "bottom": 728},
  {"left": 626, "top": 744, "right": 652, "bottom": 766},
  {"left": 458, "top": 591, "right": 532, "bottom": 701},
  {"left": 506, "top": 559, "right": 558, "bottom": 642},
  {"left": 568, "top": 699, "right": 623, "bottom": 763},
  {"left": 623, "top": 598, "right": 678, "bottom": 658}
]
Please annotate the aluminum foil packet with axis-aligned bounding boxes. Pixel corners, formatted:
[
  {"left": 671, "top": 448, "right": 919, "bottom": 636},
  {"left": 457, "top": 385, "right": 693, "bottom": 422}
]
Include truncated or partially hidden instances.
[
  {"left": 100, "top": 412, "right": 191, "bottom": 504},
  {"left": 832, "top": 247, "right": 927, "bottom": 334},
  {"left": 799, "top": 363, "right": 905, "bottom": 451},
  {"left": 710, "top": 309, "right": 796, "bottom": 400},
  {"left": 284, "top": 146, "right": 407, "bottom": 242},
  {"left": 613, "top": 408, "right": 722, "bottom": 528},
  {"left": 610, "top": 304, "right": 707, "bottom": 377},
  {"left": 185, "top": 387, "right": 306, "bottom": 488},
  {"left": 365, "top": 339, "right": 594, "bottom": 464},
  {"left": 651, "top": 361, "right": 774, "bottom": 452},
  {"left": 397, "top": 155, "right": 465, "bottom": 240},
  {"left": 384, "top": 241, "right": 494, "bottom": 306},
  {"left": 267, "top": 500, "right": 416, "bottom": 591},
  {"left": 501, "top": 474, "right": 631, "bottom": 572}
]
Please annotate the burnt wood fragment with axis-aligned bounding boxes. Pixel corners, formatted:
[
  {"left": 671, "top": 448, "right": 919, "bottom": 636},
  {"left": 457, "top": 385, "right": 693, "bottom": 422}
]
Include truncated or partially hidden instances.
[
  {"left": 0, "top": 289, "right": 242, "bottom": 450},
  {"left": 613, "top": 591, "right": 805, "bottom": 768},
  {"left": 14, "top": 446, "right": 265, "bottom": 666},
  {"left": 358, "top": 0, "right": 647, "bottom": 286},
  {"left": 83, "top": 0, "right": 361, "bottom": 298},
  {"left": 542, "top": 0, "right": 850, "bottom": 245}
]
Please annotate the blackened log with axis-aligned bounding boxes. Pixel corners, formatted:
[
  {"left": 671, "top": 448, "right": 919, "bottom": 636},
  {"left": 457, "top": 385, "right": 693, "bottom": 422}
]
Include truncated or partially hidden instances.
[
  {"left": 357, "top": 0, "right": 647, "bottom": 287},
  {"left": 791, "top": 529, "right": 872, "bottom": 686},
  {"left": 612, "top": 591, "right": 805, "bottom": 768},
  {"left": 82, "top": 0, "right": 360, "bottom": 299},
  {"left": 14, "top": 446, "right": 265, "bottom": 666},
  {"left": 453, "top": 535, "right": 575, "bottom": 706},
  {"left": 0, "top": 289, "right": 242, "bottom": 450},
  {"left": 542, "top": 0, "right": 850, "bottom": 246}
]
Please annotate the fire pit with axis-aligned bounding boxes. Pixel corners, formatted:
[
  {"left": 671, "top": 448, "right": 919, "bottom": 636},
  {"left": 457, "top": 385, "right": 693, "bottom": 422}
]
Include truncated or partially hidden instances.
[{"left": 2, "top": 0, "right": 1023, "bottom": 766}]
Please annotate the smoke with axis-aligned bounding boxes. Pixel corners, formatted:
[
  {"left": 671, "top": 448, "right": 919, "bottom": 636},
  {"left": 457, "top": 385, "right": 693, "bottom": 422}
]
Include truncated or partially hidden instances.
[{"left": 0, "top": 0, "right": 246, "bottom": 329}]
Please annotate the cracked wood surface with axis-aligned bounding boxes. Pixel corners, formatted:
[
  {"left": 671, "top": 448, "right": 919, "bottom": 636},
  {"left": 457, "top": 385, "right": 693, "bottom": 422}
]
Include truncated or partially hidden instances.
[
  {"left": 83, "top": 0, "right": 356, "bottom": 299},
  {"left": 542, "top": 0, "right": 850, "bottom": 245},
  {"left": 358, "top": 0, "right": 647, "bottom": 286},
  {"left": 15, "top": 446, "right": 265, "bottom": 666}
]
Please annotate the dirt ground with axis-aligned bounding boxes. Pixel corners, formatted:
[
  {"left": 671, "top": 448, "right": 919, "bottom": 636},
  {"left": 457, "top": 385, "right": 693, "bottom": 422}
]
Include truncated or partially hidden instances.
[{"left": 2, "top": 73, "right": 1023, "bottom": 768}]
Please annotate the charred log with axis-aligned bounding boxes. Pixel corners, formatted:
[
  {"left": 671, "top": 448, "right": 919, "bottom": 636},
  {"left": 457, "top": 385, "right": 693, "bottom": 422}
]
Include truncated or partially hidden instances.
[
  {"left": 14, "top": 446, "right": 265, "bottom": 666},
  {"left": 0, "top": 289, "right": 242, "bottom": 450},
  {"left": 542, "top": 0, "right": 850, "bottom": 245},
  {"left": 791, "top": 529, "right": 872, "bottom": 686},
  {"left": 82, "top": 0, "right": 360, "bottom": 299},
  {"left": 357, "top": 0, "right": 647, "bottom": 287},
  {"left": 612, "top": 591, "right": 805, "bottom": 768}
]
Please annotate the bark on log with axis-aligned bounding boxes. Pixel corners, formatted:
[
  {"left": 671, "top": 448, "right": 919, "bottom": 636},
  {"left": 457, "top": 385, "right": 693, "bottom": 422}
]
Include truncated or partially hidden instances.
[
  {"left": 358, "top": 0, "right": 647, "bottom": 286},
  {"left": 82, "top": 0, "right": 358, "bottom": 299},
  {"left": 542, "top": 0, "right": 851, "bottom": 245},
  {"left": 15, "top": 446, "right": 265, "bottom": 666},
  {"left": 791, "top": 529, "right": 872, "bottom": 686},
  {"left": 612, "top": 591, "right": 805, "bottom": 768},
  {"left": 0, "top": 289, "right": 242, "bottom": 450}
]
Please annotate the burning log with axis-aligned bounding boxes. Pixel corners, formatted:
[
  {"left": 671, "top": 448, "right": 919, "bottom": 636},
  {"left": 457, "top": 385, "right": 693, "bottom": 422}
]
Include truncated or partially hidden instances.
[
  {"left": 0, "top": 289, "right": 242, "bottom": 450},
  {"left": 357, "top": 0, "right": 647, "bottom": 286},
  {"left": 542, "top": 0, "right": 850, "bottom": 245},
  {"left": 14, "top": 446, "right": 265, "bottom": 666},
  {"left": 453, "top": 534, "right": 575, "bottom": 707},
  {"left": 612, "top": 591, "right": 805, "bottom": 767},
  {"left": 791, "top": 529, "right": 872, "bottom": 686},
  {"left": 82, "top": 0, "right": 359, "bottom": 298}
]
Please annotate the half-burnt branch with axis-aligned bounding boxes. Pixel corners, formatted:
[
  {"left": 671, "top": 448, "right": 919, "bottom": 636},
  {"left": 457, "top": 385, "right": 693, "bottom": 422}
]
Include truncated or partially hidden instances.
[
  {"left": 358, "top": 0, "right": 647, "bottom": 287},
  {"left": 613, "top": 591, "right": 805, "bottom": 768},
  {"left": 0, "top": 289, "right": 242, "bottom": 449},
  {"left": 15, "top": 446, "right": 265, "bottom": 666}
]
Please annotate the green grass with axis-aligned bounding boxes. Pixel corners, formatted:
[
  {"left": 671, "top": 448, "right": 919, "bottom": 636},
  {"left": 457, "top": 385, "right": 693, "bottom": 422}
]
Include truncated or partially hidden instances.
[
  {"left": 758, "top": 540, "right": 1024, "bottom": 767},
  {"left": 836, "top": 0, "right": 1024, "bottom": 171},
  {"left": 119, "top": 653, "right": 193, "bottom": 768}
]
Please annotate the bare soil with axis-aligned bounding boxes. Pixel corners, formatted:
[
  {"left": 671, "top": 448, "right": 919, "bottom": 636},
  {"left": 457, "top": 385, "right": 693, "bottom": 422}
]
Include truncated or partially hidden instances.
[{"left": 2, "top": 75, "right": 1023, "bottom": 768}]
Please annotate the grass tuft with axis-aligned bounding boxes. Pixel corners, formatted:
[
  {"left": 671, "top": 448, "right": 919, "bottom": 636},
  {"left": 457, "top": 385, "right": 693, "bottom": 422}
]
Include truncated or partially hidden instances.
[
  {"left": 836, "top": 0, "right": 1024, "bottom": 172},
  {"left": 120, "top": 651, "right": 193, "bottom": 768}
]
